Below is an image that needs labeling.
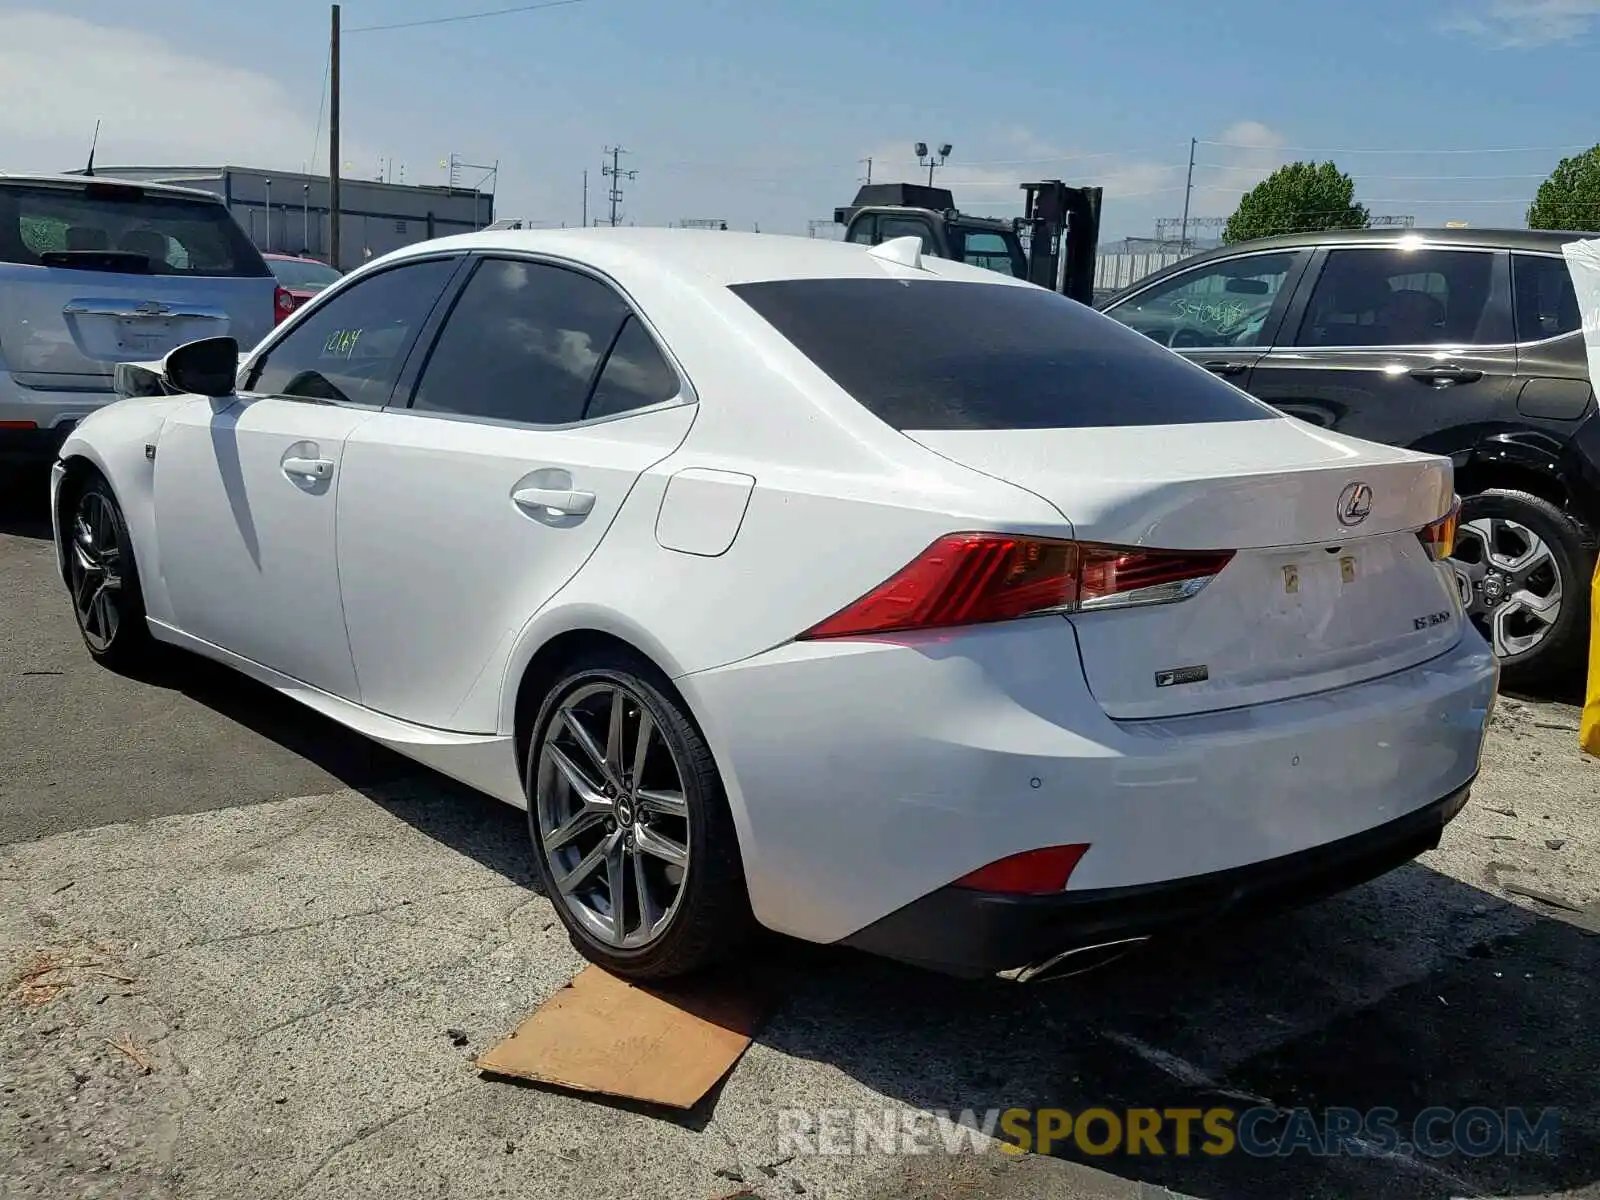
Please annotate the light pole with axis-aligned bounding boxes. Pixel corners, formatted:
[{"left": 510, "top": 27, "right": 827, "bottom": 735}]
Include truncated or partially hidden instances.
[
  {"left": 263, "top": 178, "right": 273, "bottom": 251},
  {"left": 916, "top": 142, "right": 952, "bottom": 187}
]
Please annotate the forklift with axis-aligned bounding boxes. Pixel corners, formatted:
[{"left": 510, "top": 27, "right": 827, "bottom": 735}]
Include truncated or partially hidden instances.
[{"left": 832, "top": 179, "right": 1103, "bottom": 304}]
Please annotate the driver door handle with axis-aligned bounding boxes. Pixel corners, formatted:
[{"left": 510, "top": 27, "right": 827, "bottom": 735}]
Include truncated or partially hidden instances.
[
  {"left": 1202, "top": 360, "right": 1248, "bottom": 377},
  {"left": 1409, "top": 365, "right": 1482, "bottom": 385},
  {"left": 282, "top": 456, "right": 333, "bottom": 481},
  {"left": 513, "top": 486, "right": 595, "bottom": 517}
]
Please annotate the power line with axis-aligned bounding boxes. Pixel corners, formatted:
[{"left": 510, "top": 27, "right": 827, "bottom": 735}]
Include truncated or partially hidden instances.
[
  {"left": 1195, "top": 163, "right": 1551, "bottom": 181},
  {"left": 308, "top": 47, "right": 331, "bottom": 176},
  {"left": 1197, "top": 139, "right": 1593, "bottom": 155},
  {"left": 347, "top": 0, "right": 588, "bottom": 35}
]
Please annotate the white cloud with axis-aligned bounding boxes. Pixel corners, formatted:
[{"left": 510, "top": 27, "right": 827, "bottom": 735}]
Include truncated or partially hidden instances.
[
  {"left": 0, "top": 9, "right": 337, "bottom": 173},
  {"left": 1439, "top": 0, "right": 1600, "bottom": 46}
]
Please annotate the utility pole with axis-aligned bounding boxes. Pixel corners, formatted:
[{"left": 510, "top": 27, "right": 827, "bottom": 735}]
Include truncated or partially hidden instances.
[
  {"left": 329, "top": 3, "right": 341, "bottom": 269},
  {"left": 602, "top": 146, "right": 636, "bottom": 227},
  {"left": 581, "top": 170, "right": 588, "bottom": 228},
  {"left": 1179, "top": 136, "right": 1196, "bottom": 254},
  {"left": 860, "top": 156, "right": 872, "bottom": 185}
]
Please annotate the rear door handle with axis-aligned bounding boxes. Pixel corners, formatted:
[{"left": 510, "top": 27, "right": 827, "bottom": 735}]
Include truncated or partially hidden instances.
[
  {"left": 282, "top": 456, "right": 333, "bottom": 481},
  {"left": 1409, "top": 365, "right": 1483, "bottom": 385},
  {"left": 1202, "top": 360, "right": 1248, "bottom": 377},
  {"left": 513, "top": 486, "right": 595, "bottom": 517}
]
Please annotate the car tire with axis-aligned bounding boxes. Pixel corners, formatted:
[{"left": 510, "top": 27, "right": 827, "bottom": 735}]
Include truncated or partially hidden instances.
[
  {"left": 525, "top": 648, "right": 754, "bottom": 980},
  {"left": 1453, "top": 488, "right": 1593, "bottom": 691},
  {"left": 64, "top": 471, "right": 154, "bottom": 673}
]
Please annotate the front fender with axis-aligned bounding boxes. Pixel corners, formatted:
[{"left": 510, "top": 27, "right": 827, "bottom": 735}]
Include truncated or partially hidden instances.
[{"left": 56, "top": 394, "right": 199, "bottom": 623}]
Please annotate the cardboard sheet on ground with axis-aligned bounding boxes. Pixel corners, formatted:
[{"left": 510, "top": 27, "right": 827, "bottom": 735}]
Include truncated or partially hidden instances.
[
  {"left": 475, "top": 965, "right": 770, "bottom": 1108},
  {"left": 1562, "top": 238, "right": 1600, "bottom": 758}
]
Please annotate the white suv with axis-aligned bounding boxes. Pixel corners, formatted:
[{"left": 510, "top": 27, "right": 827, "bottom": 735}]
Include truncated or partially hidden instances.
[{"left": 0, "top": 172, "right": 274, "bottom": 468}]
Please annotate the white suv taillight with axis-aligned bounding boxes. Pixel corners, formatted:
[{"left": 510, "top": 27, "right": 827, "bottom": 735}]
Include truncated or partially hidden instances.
[{"left": 797, "top": 533, "right": 1235, "bottom": 640}]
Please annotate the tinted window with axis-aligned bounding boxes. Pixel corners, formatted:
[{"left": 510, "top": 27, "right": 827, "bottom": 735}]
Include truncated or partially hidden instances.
[
  {"left": 731, "top": 278, "right": 1276, "bottom": 430},
  {"left": 1513, "top": 253, "right": 1581, "bottom": 341},
  {"left": 245, "top": 258, "right": 456, "bottom": 405},
  {"left": 270, "top": 257, "right": 343, "bottom": 291},
  {"left": 0, "top": 181, "right": 269, "bottom": 277},
  {"left": 584, "top": 316, "right": 680, "bottom": 420},
  {"left": 1296, "top": 248, "right": 1500, "bottom": 347},
  {"left": 412, "top": 258, "right": 630, "bottom": 424},
  {"left": 1104, "top": 252, "right": 1296, "bottom": 349}
]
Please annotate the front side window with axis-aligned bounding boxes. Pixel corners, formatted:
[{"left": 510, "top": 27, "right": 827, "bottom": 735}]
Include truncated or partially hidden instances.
[
  {"left": 244, "top": 257, "right": 457, "bottom": 405},
  {"left": 1296, "top": 248, "right": 1500, "bottom": 347},
  {"left": 1103, "top": 252, "right": 1297, "bottom": 349},
  {"left": 1512, "top": 253, "right": 1581, "bottom": 341},
  {"left": 411, "top": 258, "right": 637, "bottom": 425},
  {"left": 732, "top": 277, "right": 1276, "bottom": 430}
]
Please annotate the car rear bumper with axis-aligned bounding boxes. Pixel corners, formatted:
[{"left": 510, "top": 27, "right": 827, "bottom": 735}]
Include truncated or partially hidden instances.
[
  {"left": 680, "top": 619, "right": 1498, "bottom": 949},
  {"left": 839, "top": 782, "right": 1471, "bottom": 977},
  {"left": 0, "top": 372, "right": 114, "bottom": 466}
]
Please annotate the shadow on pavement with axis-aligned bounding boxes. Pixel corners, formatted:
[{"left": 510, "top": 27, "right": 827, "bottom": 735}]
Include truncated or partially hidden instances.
[
  {"left": 362, "top": 784, "right": 1598, "bottom": 1199},
  {"left": 758, "top": 872, "right": 1599, "bottom": 1200},
  {"left": 0, "top": 468, "right": 53, "bottom": 540},
  {"left": 125, "top": 650, "right": 424, "bottom": 796}
]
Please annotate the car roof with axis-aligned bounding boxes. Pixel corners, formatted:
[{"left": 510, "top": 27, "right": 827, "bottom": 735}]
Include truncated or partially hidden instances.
[
  {"left": 1183, "top": 225, "right": 1595, "bottom": 262},
  {"left": 0, "top": 170, "right": 227, "bottom": 203},
  {"left": 373, "top": 225, "right": 1036, "bottom": 289}
]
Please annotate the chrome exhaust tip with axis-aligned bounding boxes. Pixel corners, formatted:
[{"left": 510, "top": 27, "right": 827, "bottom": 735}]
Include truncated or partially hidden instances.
[{"left": 998, "top": 936, "right": 1151, "bottom": 984}]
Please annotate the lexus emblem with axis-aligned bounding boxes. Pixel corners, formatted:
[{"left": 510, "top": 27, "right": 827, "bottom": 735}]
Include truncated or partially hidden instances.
[{"left": 1336, "top": 481, "right": 1374, "bottom": 527}]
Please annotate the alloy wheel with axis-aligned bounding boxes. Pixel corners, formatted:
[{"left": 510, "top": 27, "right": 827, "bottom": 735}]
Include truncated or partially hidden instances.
[
  {"left": 534, "top": 681, "right": 692, "bottom": 949},
  {"left": 68, "top": 489, "right": 125, "bottom": 652},
  {"left": 1451, "top": 517, "right": 1562, "bottom": 659}
]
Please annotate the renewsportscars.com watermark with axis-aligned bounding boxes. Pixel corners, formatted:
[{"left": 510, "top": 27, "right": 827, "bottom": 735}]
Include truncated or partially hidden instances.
[{"left": 775, "top": 1106, "right": 1562, "bottom": 1160}]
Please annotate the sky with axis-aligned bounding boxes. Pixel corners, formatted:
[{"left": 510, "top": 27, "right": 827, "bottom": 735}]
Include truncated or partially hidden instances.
[{"left": 3, "top": 0, "right": 1599, "bottom": 240}]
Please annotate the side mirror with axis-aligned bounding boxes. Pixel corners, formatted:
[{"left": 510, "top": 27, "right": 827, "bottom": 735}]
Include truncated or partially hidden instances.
[{"left": 163, "top": 336, "right": 239, "bottom": 398}]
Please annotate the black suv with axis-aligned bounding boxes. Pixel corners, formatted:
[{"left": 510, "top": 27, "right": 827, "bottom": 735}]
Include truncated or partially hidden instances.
[{"left": 1098, "top": 227, "right": 1598, "bottom": 689}]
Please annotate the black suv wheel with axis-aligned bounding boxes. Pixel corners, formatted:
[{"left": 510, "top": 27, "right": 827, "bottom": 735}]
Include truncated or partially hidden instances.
[{"left": 1452, "top": 489, "right": 1592, "bottom": 690}]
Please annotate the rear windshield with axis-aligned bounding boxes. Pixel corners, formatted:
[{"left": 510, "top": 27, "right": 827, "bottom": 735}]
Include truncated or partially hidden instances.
[
  {"left": 270, "top": 257, "right": 342, "bottom": 290},
  {"left": 0, "top": 181, "right": 270, "bottom": 277},
  {"left": 730, "top": 278, "right": 1277, "bottom": 429}
]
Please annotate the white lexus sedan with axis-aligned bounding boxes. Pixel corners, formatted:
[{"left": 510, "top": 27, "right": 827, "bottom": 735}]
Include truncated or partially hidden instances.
[{"left": 51, "top": 227, "right": 1497, "bottom": 983}]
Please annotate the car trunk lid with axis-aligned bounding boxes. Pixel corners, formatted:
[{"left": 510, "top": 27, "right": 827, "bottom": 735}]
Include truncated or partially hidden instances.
[{"left": 905, "top": 420, "right": 1465, "bottom": 718}]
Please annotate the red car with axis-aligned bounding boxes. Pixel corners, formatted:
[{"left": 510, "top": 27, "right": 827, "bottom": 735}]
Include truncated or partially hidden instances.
[{"left": 264, "top": 253, "right": 344, "bottom": 324}]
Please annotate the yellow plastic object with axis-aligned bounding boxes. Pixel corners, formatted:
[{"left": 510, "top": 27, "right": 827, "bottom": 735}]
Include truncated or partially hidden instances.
[{"left": 1583, "top": 555, "right": 1600, "bottom": 757}]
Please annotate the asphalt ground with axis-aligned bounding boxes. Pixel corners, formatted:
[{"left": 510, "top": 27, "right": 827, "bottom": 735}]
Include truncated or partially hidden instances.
[{"left": 3, "top": 471, "right": 1599, "bottom": 1200}]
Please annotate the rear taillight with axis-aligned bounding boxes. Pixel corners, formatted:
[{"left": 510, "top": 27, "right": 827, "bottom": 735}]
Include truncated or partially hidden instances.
[
  {"left": 796, "top": 532, "right": 1234, "bottom": 640},
  {"left": 1418, "top": 498, "right": 1461, "bottom": 562},
  {"left": 953, "top": 844, "right": 1091, "bottom": 894},
  {"left": 273, "top": 286, "right": 296, "bottom": 324}
]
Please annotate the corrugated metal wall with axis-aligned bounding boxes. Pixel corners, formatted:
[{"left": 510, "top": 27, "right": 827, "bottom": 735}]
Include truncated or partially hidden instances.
[{"left": 1095, "top": 249, "right": 1188, "bottom": 294}]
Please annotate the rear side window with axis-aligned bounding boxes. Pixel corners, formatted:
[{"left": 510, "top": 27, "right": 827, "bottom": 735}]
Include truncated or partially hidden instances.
[
  {"left": 1295, "top": 248, "right": 1504, "bottom": 347},
  {"left": 1512, "top": 253, "right": 1581, "bottom": 341},
  {"left": 411, "top": 258, "right": 634, "bottom": 425},
  {"left": 729, "top": 278, "right": 1275, "bottom": 430},
  {"left": 0, "top": 181, "right": 270, "bottom": 277}
]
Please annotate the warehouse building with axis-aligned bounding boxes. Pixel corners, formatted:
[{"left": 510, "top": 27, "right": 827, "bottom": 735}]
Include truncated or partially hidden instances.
[{"left": 68, "top": 165, "right": 494, "bottom": 271}]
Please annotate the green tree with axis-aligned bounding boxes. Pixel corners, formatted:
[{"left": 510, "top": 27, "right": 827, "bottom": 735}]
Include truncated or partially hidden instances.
[
  {"left": 1221, "top": 161, "right": 1369, "bottom": 244},
  {"left": 1527, "top": 145, "right": 1600, "bottom": 231}
]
